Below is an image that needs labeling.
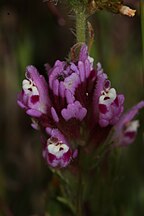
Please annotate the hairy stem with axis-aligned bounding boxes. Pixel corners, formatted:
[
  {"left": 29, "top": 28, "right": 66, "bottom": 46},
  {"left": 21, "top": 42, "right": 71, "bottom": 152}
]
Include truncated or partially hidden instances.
[{"left": 75, "top": 8, "right": 86, "bottom": 43}]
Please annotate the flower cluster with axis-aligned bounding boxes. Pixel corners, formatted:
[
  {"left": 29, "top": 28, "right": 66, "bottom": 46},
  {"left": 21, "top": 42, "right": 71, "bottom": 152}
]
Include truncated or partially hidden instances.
[{"left": 17, "top": 44, "right": 144, "bottom": 168}]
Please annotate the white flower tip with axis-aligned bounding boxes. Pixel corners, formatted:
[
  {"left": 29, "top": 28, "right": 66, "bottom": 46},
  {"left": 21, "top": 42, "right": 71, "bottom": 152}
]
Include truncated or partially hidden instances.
[
  {"left": 88, "top": 56, "right": 94, "bottom": 69},
  {"left": 99, "top": 88, "right": 117, "bottom": 104},
  {"left": 22, "top": 79, "right": 29, "bottom": 87},
  {"left": 126, "top": 120, "right": 139, "bottom": 132},
  {"left": 119, "top": 5, "right": 136, "bottom": 17},
  {"left": 47, "top": 138, "right": 69, "bottom": 158}
]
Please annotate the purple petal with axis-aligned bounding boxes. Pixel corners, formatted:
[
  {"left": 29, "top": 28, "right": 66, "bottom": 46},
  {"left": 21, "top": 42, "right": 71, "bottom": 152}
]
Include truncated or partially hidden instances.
[
  {"left": 124, "top": 131, "right": 136, "bottom": 140},
  {"left": 113, "top": 101, "right": 144, "bottom": 146},
  {"left": 61, "top": 101, "right": 87, "bottom": 121},
  {"left": 49, "top": 61, "right": 64, "bottom": 89},
  {"left": 65, "top": 90, "right": 75, "bottom": 104},
  {"left": 70, "top": 63, "right": 79, "bottom": 74},
  {"left": 31, "top": 123, "right": 39, "bottom": 130},
  {"left": 93, "top": 64, "right": 107, "bottom": 119},
  {"left": 116, "top": 101, "right": 144, "bottom": 129},
  {"left": 26, "top": 109, "right": 42, "bottom": 117},
  {"left": 99, "top": 119, "right": 109, "bottom": 127},
  {"left": 95, "top": 64, "right": 107, "bottom": 97},
  {"left": 26, "top": 65, "right": 50, "bottom": 112},
  {"left": 30, "top": 95, "right": 39, "bottom": 104},
  {"left": 79, "top": 44, "right": 88, "bottom": 62},
  {"left": 47, "top": 153, "right": 56, "bottom": 165},
  {"left": 17, "top": 99, "right": 26, "bottom": 109},
  {"left": 99, "top": 104, "right": 108, "bottom": 114},
  {"left": 44, "top": 130, "right": 72, "bottom": 167},
  {"left": 51, "top": 107, "right": 59, "bottom": 122},
  {"left": 17, "top": 92, "right": 27, "bottom": 109},
  {"left": 78, "top": 61, "right": 85, "bottom": 82},
  {"left": 104, "top": 80, "right": 110, "bottom": 88},
  {"left": 46, "top": 128, "right": 68, "bottom": 144},
  {"left": 52, "top": 79, "right": 59, "bottom": 96},
  {"left": 64, "top": 73, "right": 80, "bottom": 94},
  {"left": 59, "top": 81, "right": 65, "bottom": 98},
  {"left": 73, "top": 149, "right": 78, "bottom": 158},
  {"left": 85, "top": 59, "right": 91, "bottom": 78},
  {"left": 60, "top": 150, "right": 72, "bottom": 167},
  {"left": 98, "top": 94, "right": 124, "bottom": 127}
]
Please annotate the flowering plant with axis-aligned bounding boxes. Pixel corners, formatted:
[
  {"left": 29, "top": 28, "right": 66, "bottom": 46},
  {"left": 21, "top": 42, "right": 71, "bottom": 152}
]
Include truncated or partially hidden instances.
[
  {"left": 17, "top": 0, "right": 144, "bottom": 215},
  {"left": 18, "top": 43, "right": 144, "bottom": 167}
]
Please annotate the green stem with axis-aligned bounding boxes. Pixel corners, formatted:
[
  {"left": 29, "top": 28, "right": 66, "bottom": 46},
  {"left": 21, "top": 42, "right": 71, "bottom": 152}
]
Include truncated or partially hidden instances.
[
  {"left": 75, "top": 9, "right": 86, "bottom": 43},
  {"left": 76, "top": 148, "right": 83, "bottom": 216}
]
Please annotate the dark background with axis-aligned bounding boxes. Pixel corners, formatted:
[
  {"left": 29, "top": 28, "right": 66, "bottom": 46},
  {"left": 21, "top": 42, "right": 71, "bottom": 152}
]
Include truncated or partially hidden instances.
[{"left": 0, "top": 0, "right": 144, "bottom": 215}]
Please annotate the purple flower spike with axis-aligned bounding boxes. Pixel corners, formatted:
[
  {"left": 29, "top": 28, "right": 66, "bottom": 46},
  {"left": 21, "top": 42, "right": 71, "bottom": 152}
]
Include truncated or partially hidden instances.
[
  {"left": 43, "top": 137, "right": 72, "bottom": 168},
  {"left": 18, "top": 43, "right": 144, "bottom": 168},
  {"left": 17, "top": 65, "right": 50, "bottom": 117},
  {"left": 113, "top": 101, "right": 144, "bottom": 146}
]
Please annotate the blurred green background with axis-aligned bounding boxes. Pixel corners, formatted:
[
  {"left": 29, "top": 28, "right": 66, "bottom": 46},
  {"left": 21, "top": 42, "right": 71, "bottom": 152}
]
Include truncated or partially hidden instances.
[{"left": 0, "top": 0, "right": 144, "bottom": 215}]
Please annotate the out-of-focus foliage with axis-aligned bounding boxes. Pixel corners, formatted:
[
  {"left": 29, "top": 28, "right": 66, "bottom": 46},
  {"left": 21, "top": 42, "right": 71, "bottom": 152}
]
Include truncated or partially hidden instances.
[{"left": 0, "top": 0, "right": 143, "bottom": 215}]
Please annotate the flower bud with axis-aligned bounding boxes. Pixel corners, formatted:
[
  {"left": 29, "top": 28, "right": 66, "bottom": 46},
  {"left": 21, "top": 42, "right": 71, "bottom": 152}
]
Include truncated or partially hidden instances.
[{"left": 119, "top": 5, "right": 136, "bottom": 17}]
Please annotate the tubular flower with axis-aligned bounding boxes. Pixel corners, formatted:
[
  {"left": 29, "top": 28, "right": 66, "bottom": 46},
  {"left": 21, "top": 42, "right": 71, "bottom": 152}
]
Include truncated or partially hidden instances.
[
  {"left": 43, "top": 136, "right": 72, "bottom": 168},
  {"left": 113, "top": 101, "right": 144, "bottom": 146},
  {"left": 93, "top": 63, "right": 124, "bottom": 127},
  {"left": 17, "top": 65, "right": 50, "bottom": 117},
  {"left": 17, "top": 43, "right": 143, "bottom": 168},
  {"left": 98, "top": 85, "right": 124, "bottom": 127}
]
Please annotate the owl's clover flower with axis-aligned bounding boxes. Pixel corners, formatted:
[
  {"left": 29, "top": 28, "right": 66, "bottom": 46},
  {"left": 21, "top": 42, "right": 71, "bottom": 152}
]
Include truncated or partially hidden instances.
[
  {"left": 43, "top": 136, "right": 72, "bottom": 168},
  {"left": 17, "top": 65, "right": 50, "bottom": 117},
  {"left": 94, "top": 64, "right": 124, "bottom": 127},
  {"left": 113, "top": 101, "right": 144, "bottom": 146},
  {"left": 17, "top": 43, "right": 144, "bottom": 168}
]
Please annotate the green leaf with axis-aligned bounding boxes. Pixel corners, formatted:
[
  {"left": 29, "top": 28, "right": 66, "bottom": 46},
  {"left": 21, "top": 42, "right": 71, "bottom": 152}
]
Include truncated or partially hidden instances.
[{"left": 57, "top": 196, "right": 76, "bottom": 215}]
